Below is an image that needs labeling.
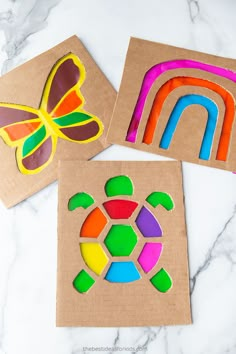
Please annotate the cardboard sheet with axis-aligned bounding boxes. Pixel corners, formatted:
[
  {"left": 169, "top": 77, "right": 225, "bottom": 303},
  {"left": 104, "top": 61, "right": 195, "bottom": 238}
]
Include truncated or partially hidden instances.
[
  {"left": 0, "top": 36, "right": 116, "bottom": 207},
  {"left": 57, "top": 161, "right": 191, "bottom": 327},
  {"left": 108, "top": 37, "right": 236, "bottom": 172}
]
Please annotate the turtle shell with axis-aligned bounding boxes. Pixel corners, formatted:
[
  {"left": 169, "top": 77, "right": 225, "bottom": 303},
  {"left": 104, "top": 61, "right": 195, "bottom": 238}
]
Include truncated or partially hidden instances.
[{"left": 70, "top": 175, "right": 174, "bottom": 293}]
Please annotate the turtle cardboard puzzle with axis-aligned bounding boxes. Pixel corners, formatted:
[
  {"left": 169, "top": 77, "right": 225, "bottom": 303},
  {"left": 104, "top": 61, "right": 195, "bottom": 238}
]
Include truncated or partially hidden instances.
[
  {"left": 57, "top": 160, "right": 191, "bottom": 327},
  {"left": 108, "top": 37, "right": 236, "bottom": 172},
  {"left": 0, "top": 35, "right": 116, "bottom": 208}
]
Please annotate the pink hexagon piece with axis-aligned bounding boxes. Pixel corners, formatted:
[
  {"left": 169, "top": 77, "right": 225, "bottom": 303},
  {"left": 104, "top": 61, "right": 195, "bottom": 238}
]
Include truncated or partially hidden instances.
[{"left": 138, "top": 243, "right": 163, "bottom": 273}]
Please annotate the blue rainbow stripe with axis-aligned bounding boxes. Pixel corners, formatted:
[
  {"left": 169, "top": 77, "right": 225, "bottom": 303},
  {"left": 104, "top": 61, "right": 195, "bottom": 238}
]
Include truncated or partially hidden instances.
[{"left": 159, "top": 94, "right": 218, "bottom": 160}]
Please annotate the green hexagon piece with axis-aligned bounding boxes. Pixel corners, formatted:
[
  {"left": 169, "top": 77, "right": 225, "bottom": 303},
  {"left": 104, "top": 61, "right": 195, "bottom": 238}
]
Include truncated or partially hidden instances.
[{"left": 104, "top": 225, "right": 138, "bottom": 256}]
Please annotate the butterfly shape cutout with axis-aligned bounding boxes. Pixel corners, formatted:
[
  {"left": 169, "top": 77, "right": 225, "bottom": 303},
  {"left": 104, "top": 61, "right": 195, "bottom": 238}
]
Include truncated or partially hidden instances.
[{"left": 0, "top": 53, "right": 104, "bottom": 174}]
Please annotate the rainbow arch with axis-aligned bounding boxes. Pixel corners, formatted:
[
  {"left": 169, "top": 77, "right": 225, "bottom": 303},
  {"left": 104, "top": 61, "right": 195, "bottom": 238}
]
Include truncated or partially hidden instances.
[
  {"left": 160, "top": 94, "right": 218, "bottom": 160},
  {"left": 143, "top": 76, "right": 235, "bottom": 161},
  {"left": 125, "top": 59, "right": 236, "bottom": 161}
]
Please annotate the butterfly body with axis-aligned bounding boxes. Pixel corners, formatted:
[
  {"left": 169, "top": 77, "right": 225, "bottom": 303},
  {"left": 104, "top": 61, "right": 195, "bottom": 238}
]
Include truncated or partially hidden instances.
[{"left": 0, "top": 53, "right": 103, "bottom": 175}]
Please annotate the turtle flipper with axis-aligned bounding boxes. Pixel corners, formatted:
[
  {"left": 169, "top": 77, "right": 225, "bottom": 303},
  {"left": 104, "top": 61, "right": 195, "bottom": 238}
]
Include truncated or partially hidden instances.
[
  {"left": 73, "top": 269, "right": 95, "bottom": 293},
  {"left": 68, "top": 192, "right": 95, "bottom": 210},
  {"left": 146, "top": 192, "right": 174, "bottom": 211},
  {"left": 150, "top": 268, "right": 172, "bottom": 292}
]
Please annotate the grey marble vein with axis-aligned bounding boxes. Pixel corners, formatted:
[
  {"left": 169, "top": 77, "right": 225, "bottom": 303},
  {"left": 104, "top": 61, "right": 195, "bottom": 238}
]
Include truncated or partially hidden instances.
[
  {"left": 0, "top": 0, "right": 61, "bottom": 74},
  {"left": 133, "top": 327, "right": 161, "bottom": 354},
  {"left": 109, "top": 328, "right": 120, "bottom": 354},
  {"left": 190, "top": 205, "right": 236, "bottom": 294},
  {"left": 187, "top": 0, "right": 200, "bottom": 23}
]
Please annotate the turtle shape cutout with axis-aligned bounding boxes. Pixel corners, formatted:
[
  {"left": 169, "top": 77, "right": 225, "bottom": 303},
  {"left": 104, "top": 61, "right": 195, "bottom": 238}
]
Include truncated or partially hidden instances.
[{"left": 68, "top": 175, "right": 174, "bottom": 294}]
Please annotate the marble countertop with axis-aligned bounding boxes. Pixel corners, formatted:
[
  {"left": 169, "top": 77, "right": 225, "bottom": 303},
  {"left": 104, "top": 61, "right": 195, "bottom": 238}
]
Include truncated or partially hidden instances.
[{"left": 0, "top": 0, "right": 236, "bottom": 353}]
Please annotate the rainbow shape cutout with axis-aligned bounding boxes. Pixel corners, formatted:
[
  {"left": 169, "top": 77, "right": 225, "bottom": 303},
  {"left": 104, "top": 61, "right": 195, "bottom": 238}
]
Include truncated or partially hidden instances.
[{"left": 126, "top": 59, "right": 236, "bottom": 162}]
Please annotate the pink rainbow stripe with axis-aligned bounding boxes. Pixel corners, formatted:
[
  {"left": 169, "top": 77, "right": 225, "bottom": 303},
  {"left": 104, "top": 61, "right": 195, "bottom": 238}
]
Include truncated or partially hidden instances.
[{"left": 126, "top": 59, "right": 236, "bottom": 142}]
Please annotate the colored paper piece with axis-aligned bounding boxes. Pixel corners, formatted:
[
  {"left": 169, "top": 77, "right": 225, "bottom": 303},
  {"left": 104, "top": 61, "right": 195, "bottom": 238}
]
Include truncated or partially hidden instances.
[
  {"left": 53, "top": 111, "right": 93, "bottom": 126},
  {"left": 0, "top": 53, "right": 104, "bottom": 175},
  {"left": 80, "top": 243, "right": 108, "bottom": 275},
  {"left": 4, "top": 121, "right": 41, "bottom": 141},
  {"left": 68, "top": 192, "right": 94, "bottom": 211},
  {"left": 159, "top": 94, "right": 218, "bottom": 160},
  {"left": 73, "top": 269, "right": 95, "bottom": 293},
  {"left": 138, "top": 243, "right": 163, "bottom": 273},
  {"left": 136, "top": 206, "right": 162, "bottom": 237},
  {"left": 80, "top": 207, "right": 108, "bottom": 238},
  {"left": 59, "top": 121, "right": 101, "bottom": 141},
  {"left": 143, "top": 76, "right": 235, "bottom": 162},
  {"left": 103, "top": 199, "right": 138, "bottom": 219},
  {"left": 52, "top": 90, "right": 82, "bottom": 117},
  {"left": 146, "top": 192, "right": 174, "bottom": 210},
  {"left": 0, "top": 106, "right": 39, "bottom": 127},
  {"left": 105, "top": 175, "right": 134, "bottom": 197},
  {"left": 22, "top": 125, "right": 46, "bottom": 157},
  {"left": 150, "top": 268, "right": 173, "bottom": 293},
  {"left": 105, "top": 262, "right": 141, "bottom": 283},
  {"left": 46, "top": 57, "right": 82, "bottom": 114},
  {"left": 104, "top": 225, "right": 138, "bottom": 256},
  {"left": 126, "top": 59, "right": 236, "bottom": 143},
  {"left": 22, "top": 137, "right": 54, "bottom": 171}
]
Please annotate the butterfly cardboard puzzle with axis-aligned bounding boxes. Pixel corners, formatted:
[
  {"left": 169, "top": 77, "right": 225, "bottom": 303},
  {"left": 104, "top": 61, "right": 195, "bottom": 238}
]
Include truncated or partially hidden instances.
[
  {"left": 0, "top": 36, "right": 116, "bottom": 207},
  {"left": 108, "top": 37, "right": 236, "bottom": 172},
  {"left": 57, "top": 161, "right": 191, "bottom": 327}
]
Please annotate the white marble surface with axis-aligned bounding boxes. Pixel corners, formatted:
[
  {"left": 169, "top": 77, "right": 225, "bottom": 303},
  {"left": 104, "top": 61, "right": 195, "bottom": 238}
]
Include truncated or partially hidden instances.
[{"left": 0, "top": 0, "right": 236, "bottom": 353}]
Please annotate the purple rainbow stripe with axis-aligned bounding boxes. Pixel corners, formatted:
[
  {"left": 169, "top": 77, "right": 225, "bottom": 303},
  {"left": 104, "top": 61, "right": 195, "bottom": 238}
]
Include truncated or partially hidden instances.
[{"left": 126, "top": 59, "right": 236, "bottom": 142}]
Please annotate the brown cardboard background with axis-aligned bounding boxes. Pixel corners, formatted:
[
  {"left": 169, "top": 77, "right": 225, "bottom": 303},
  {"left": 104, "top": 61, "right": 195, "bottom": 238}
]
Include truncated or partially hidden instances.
[
  {"left": 57, "top": 161, "right": 191, "bottom": 327},
  {"left": 0, "top": 36, "right": 116, "bottom": 208},
  {"left": 107, "top": 37, "right": 236, "bottom": 171}
]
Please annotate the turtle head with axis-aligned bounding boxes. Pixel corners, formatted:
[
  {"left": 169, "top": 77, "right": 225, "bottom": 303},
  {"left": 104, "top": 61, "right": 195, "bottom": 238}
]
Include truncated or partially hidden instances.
[{"left": 105, "top": 175, "right": 134, "bottom": 197}]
